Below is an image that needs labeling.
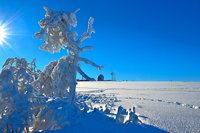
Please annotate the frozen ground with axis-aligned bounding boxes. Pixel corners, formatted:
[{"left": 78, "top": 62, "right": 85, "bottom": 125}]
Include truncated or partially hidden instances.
[{"left": 77, "top": 81, "right": 200, "bottom": 133}]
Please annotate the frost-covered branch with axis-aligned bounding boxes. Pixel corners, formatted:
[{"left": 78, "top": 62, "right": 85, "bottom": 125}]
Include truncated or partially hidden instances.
[
  {"left": 77, "top": 17, "right": 95, "bottom": 45},
  {"left": 79, "top": 46, "right": 93, "bottom": 53},
  {"left": 33, "top": 6, "right": 79, "bottom": 53},
  {"left": 77, "top": 67, "right": 95, "bottom": 81},
  {"left": 78, "top": 57, "right": 103, "bottom": 70}
]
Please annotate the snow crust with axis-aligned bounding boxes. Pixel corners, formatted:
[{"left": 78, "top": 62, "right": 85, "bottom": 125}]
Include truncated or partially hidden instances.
[{"left": 77, "top": 81, "right": 200, "bottom": 133}]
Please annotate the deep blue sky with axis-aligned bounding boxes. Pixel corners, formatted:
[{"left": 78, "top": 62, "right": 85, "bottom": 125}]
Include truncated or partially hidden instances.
[{"left": 0, "top": 0, "right": 200, "bottom": 81}]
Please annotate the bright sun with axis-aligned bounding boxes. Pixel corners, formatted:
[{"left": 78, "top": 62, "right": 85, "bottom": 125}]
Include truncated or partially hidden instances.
[{"left": 0, "top": 25, "right": 8, "bottom": 45}]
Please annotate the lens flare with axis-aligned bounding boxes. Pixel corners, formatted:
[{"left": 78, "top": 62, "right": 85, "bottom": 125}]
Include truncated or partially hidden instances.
[{"left": 0, "top": 25, "right": 9, "bottom": 45}]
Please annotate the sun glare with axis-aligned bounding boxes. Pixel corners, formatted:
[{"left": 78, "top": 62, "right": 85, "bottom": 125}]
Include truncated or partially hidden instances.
[{"left": 0, "top": 25, "right": 8, "bottom": 45}]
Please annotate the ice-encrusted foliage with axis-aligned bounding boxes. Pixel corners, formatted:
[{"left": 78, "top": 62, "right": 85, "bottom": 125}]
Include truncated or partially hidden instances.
[
  {"left": 0, "top": 58, "right": 80, "bottom": 132},
  {"left": 30, "top": 97, "right": 81, "bottom": 132},
  {"left": 33, "top": 7, "right": 103, "bottom": 101},
  {"left": 33, "top": 6, "right": 80, "bottom": 53},
  {"left": 33, "top": 56, "right": 76, "bottom": 98},
  {"left": 2, "top": 58, "right": 40, "bottom": 82},
  {"left": 0, "top": 58, "right": 37, "bottom": 132}
]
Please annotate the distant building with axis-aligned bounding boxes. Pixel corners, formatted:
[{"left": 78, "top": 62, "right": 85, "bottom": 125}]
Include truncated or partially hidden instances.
[
  {"left": 97, "top": 74, "right": 104, "bottom": 81},
  {"left": 111, "top": 72, "right": 116, "bottom": 81}
]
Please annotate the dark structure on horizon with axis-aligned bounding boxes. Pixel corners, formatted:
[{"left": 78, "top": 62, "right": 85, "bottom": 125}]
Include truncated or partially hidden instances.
[{"left": 97, "top": 74, "right": 104, "bottom": 81}]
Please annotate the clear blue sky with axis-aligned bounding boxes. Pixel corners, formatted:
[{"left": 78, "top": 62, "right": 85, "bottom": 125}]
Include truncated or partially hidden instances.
[{"left": 0, "top": 0, "right": 200, "bottom": 81}]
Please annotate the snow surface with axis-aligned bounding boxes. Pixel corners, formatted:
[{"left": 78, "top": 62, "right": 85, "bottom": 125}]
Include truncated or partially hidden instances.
[
  {"left": 46, "top": 111, "right": 166, "bottom": 133},
  {"left": 76, "top": 81, "right": 200, "bottom": 133}
]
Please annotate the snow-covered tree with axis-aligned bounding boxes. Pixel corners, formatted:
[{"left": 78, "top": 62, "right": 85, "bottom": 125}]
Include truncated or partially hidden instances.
[
  {"left": 33, "top": 7, "right": 103, "bottom": 102},
  {"left": 0, "top": 58, "right": 82, "bottom": 132},
  {"left": 0, "top": 58, "right": 37, "bottom": 132},
  {"left": 33, "top": 57, "right": 71, "bottom": 98}
]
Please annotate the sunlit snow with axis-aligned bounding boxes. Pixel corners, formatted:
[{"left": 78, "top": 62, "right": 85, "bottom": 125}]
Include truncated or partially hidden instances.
[{"left": 77, "top": 81, "right": 200, "bottom": 133}]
